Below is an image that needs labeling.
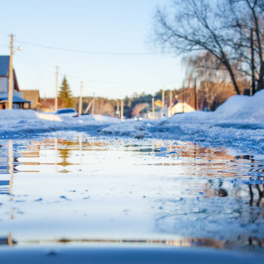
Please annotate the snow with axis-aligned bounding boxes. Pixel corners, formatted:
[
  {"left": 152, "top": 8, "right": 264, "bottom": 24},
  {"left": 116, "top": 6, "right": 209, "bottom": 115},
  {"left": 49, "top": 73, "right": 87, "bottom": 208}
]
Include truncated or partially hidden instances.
[
  {"left": 214, "top": 95, "right": 250, "bottom": 119},
  {"left": 0, "top": 90, "right": 264, "bottom": 154},
  {"left": 80, "top": 114, "right": 121, "bottom": 123},
  {"left": 0, "top": 110, "right": 121, "bottom": 136},
  {"left": 167, "top": 90, "right": 264, "bottom": 124},
  {"left": 100, "top": 122, "right": 146, "bottom": 138}
]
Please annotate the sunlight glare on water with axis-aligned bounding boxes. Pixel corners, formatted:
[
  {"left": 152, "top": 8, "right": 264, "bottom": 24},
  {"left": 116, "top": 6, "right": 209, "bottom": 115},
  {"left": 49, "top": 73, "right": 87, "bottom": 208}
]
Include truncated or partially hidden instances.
[{"left": 0, "top": 132, "right": 263, "bottom": 252}]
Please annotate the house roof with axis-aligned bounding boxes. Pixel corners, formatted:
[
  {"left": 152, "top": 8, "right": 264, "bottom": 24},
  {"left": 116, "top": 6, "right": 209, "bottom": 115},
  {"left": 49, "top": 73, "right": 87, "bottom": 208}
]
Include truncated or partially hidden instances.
[
  {"left": 0, "top": 96, "right": 31, "bottom": 103},
  {"left": 21, "top": 90, "right": 41, "bottom": 108},
  {"left": 0, "top": 56, "right": 10, "bottom": 76}
]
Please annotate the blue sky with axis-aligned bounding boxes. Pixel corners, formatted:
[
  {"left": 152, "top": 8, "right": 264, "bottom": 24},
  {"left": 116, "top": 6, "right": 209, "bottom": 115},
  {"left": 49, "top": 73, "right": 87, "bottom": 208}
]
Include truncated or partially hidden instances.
[{"left": 0, "top": 0, "right": 183, "bottom": 99}]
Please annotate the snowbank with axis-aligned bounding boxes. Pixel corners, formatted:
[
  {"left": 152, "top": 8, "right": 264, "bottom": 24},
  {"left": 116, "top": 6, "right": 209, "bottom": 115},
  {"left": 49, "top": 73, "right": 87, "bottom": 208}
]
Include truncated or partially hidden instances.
[
  {"left": 80, "top": 114, "right": 121, "bottom": 124},
  {"left": 0, "top": 109, "right": 36, "bottom": 120},
  {"left": 214, "top": 95, "right": 250, "bottom": 118},
  {"left": 167, "top": 90, "right": 264, "bottom": 125},
  {"left": 0, "top": 110, "right": 120, "bottom": 137},
  {"left": 228, "top": 90, "right": 264, "bottom": 121}
]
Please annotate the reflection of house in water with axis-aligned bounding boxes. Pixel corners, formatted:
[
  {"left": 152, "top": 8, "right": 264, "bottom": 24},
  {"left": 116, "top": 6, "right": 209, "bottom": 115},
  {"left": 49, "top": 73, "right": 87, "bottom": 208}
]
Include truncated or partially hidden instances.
[
  {"left": 0, "top": 143, "right": 18, "bottom": 196},
  {"left": 0, "top": 234, "right": 16, "bottom": 246}
]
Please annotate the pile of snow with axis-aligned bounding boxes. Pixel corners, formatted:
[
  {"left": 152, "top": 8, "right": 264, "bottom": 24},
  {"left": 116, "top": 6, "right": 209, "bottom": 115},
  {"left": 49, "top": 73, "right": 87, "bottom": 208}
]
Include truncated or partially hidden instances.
[
  {"left": 167, "top": 90, "right": 264, "bottom": 125},
  {"left": 164, "top": 111, "right": 215, "bottom": 124},
  {"left": 214, "top": 95, "right": 250, "bottom": 119},
  {"left": 228, "top": 90, "right": 264, "bottom": 121},
  {"left": 80, "top": 114, "right": 121, "bottom": 124},
  {"left": 0, "top": 109, "right": 37, "bottom": 120},
  {"left": 0, "top": 110, "right": 121, "bottom": 136},
  {"left": 100, "top": 122, "right": 147, "bottom": 138},
  {"left": 36, "top": 112, "right": 62, "bottom": 121}
]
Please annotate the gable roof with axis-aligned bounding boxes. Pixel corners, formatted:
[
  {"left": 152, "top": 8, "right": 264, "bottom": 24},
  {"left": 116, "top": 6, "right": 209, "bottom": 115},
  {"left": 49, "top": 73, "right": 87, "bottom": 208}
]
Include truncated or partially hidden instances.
[{"left": 0, "top": 56, "right": 10, "bottom": 76}]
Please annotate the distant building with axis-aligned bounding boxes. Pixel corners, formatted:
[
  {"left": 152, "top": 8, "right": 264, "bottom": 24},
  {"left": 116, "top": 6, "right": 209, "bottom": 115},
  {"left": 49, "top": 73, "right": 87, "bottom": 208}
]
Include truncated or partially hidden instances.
[
  {"left": 21, "top": 90, "right": 41, "bottom": 110},
  {"left": 141, "top": 99, "right": 166, "bottom": 119},
  {"left": 0, "top": 56, "right": 31, "bottom": 109},
  {"left": 166, "top": 100, "right": 195, "bottom": 117},
  {"left": 141, "top": 98, "right": 195, "bottom": 119},
  {"left": 40, "top": 98, "right": 61, "bottom": 112}
]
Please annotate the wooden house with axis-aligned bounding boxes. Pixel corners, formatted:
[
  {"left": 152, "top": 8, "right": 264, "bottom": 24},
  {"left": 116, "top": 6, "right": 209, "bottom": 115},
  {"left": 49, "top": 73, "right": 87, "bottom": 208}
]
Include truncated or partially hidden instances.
[{"left": 21, "top": 90, "right": 41, "bottom": 110}]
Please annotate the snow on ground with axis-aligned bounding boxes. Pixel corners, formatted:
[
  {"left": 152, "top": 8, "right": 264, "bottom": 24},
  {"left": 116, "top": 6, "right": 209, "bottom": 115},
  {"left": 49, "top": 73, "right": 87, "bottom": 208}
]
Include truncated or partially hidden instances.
[
  {"left": 100, "top": 122, "right": 146, "bottom": 138},
  {"left": 155, "top": 90, "right": 264, "bottom": 154},
  {"left": 0, "top": 90, "right": 264, "bottom": 154},
  {"left": 80, "top": 114, "right": 121, "bottom": 123},
  {"left": 0, "top": 110, "right": 121, "bottom": 136},
  {"left": 166, "top": 89, "right": 264, "bottom": 125}
]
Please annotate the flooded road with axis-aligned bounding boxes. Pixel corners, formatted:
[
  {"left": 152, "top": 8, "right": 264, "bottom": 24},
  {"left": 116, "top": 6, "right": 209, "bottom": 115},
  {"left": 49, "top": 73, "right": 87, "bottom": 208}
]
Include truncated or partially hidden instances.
[{"left": 0, "top": 132, "right": 263, "bottom": 254}]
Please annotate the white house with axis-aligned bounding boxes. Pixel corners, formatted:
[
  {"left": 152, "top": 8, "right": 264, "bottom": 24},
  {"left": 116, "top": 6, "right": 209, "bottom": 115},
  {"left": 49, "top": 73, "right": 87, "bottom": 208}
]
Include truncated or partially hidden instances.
[{"left": 167, "top": 101, "right": 195, "bottom": 117}]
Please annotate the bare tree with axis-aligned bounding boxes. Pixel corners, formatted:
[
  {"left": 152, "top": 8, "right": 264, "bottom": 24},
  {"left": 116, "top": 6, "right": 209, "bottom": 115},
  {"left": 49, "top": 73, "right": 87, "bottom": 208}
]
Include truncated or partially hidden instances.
[
  {"left": 185, "top": 52, "right": 238, "bottom": 108},
  {"left": 227, "top": 0, "right": 264, "bottom": 92},
  {"left": 153, "top": 0, "right": 264, "bottom": 94}
]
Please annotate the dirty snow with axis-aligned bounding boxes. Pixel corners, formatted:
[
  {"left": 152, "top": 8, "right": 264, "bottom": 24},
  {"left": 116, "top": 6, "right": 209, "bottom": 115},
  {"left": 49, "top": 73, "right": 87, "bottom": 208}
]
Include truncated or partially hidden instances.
[{"left": 0, "top": 90, "right": 264, "bottom": 155}]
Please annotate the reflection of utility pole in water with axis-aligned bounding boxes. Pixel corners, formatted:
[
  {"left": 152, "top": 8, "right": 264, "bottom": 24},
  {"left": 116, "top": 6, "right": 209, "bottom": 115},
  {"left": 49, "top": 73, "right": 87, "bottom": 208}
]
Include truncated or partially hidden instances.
[
  {"left": 8, "top": 140, "right": 13, "bottom": 199},
  {"left": 79, "top": 135, "right": 82, "bottom": 167},
  {"left": 55, "top": 138, "right": 58, "bottom": 173}
]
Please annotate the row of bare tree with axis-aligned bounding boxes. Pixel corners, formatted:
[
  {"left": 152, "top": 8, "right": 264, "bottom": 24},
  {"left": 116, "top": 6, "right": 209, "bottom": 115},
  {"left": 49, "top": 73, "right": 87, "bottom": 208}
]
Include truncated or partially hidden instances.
[{"left": 153, "top": 0, "right": 264, "bottom": 95}]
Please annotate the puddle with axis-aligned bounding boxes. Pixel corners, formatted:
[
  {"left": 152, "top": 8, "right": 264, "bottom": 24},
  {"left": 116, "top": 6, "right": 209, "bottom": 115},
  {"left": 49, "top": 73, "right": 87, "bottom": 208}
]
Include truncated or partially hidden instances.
[{"left": 0, "top": 132, "right": 263, "bottom": 253}]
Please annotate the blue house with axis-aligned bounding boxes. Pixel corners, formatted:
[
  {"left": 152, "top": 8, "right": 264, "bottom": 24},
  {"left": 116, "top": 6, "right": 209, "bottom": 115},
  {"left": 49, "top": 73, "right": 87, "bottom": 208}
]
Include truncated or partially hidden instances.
[{"left": 0, "top": 56, "right": 31, "bottom": 109}]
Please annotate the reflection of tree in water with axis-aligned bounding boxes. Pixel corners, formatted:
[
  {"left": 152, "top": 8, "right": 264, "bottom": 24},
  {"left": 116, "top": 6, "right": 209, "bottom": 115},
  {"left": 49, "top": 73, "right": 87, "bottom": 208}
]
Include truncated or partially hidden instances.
[
  {"left": 59, "top": 140, "right": 74, "bottom": 167},
  {"left": 153, "top": 155, "right": 264, "bottom": 251}
]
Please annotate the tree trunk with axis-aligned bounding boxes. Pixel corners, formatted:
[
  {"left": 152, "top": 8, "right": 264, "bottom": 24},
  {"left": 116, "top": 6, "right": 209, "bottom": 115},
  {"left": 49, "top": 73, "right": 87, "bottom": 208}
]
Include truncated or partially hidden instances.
[
  {"left": 257, "top": 61, "right": 264, "bottom": 91},
  {"left": 225, "top": 61, "right": 241, "bottom": 95}
]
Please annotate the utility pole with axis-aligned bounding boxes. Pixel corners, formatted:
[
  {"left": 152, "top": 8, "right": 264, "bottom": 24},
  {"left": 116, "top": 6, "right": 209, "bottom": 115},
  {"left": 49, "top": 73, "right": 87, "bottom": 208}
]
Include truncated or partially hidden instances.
[
  {"left": 121, "top": 100, "right": 124, "bottom": 120},
  {"left": 152, "top": 97, "right": 155, "bottom": 119},
  {"left": 92, "top": 94, "right": 95, "bottom": 115},
  {"left": 251, "top": 28, "right": 255, "bottom": 95},
  {"left": 79, "top": 81, "right": 83, "bottom": 115},
  {"left": 55, "top": 66, "right": 59, "bottom": 112},
  {"left": 170, "top": 90, "right": 172, "bottom": 117},
  {"left": 116, "top": 100, "right": 119, "bottom": 118},
  {"left": 194, "top": 78, "right": 197, "bottom": 110},
  {"left": 162, "top": 87, "right": 165, "bottom": 110},
  {"left": 8, "top": 34, "right": 14, "bottom": 110}
]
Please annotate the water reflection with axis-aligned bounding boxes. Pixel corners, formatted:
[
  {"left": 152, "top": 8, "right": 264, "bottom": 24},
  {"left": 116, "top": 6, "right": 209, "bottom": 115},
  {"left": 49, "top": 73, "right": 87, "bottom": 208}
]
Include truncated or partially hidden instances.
[{"left": 0, "top": 134, "right": 263, "bottom": 253}]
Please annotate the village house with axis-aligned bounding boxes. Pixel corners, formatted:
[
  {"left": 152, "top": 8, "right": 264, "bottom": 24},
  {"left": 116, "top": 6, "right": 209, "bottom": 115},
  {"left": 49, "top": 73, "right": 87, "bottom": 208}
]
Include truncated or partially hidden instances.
[
  {"left": 21, "top": 90, "right": 41, "bottom": 110},
  {"left": 0, "top": 56, "right": 31, "bottom": 109},
  {"left": 166, "top": 99, "right": 195, "bottom": 117},
  {"left": 141, "top": 98, "right": 195, "bottom": 119}
]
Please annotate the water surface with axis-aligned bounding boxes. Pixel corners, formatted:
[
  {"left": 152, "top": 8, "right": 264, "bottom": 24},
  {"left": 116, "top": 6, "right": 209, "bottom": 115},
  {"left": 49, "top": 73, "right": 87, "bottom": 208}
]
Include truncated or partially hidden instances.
[{"left": 0, "top": 132, "right": 263, "bottom": 253}]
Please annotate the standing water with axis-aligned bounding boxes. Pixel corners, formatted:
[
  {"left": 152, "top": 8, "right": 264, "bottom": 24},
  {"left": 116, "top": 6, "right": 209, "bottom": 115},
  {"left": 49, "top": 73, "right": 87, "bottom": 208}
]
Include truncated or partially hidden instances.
[{"left": 0, "top": 132, "right": 263, "bottom": 261}]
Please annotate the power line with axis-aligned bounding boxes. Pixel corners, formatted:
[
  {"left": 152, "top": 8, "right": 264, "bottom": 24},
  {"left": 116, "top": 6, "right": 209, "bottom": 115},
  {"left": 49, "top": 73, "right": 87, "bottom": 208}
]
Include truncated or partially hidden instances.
[
  {"left": 15, "top": 53, "right": 177, "bottom": 86},
  {"left": 59, "top": 72, "right": 177, "bottom": 85},
  {"left": 14, "top": 39, "right": 168, "bottom": 56}
]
